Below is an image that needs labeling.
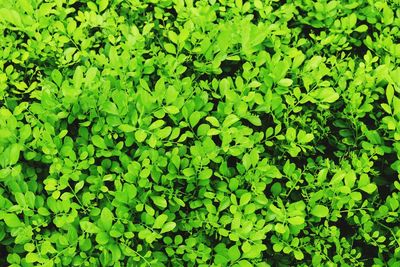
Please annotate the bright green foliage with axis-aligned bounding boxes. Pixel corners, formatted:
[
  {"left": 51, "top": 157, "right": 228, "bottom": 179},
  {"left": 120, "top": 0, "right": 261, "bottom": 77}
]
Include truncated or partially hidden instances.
[{"left": 0, "top": 0, "right": 400, "bottom": 266}]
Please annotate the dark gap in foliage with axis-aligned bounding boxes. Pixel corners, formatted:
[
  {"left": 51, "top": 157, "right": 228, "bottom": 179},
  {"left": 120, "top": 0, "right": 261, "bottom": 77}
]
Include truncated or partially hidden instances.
[
  {"left": 87, "top": 27, "right": 104, "bottom": 51},
  {"left": 264, "top": 182, "right": 277, "bottom": 198},
  {"left": 94, "top": 156, "right": 120, "bottom": 170},
  {"left": 66, "top": 120, "right": 81, "bottom": 140},
  {"left": 0, "top": 245, "right": 7, "bottom": 264},
  {"left": 377, "top": 184, "right": 394, "bottom": 199},
  {"left": 35, "top": 162, "right": 50, "bottom": 179},
  {"left": 69, "top": 1, "right": 86, "bottom": 12},
  {"left": 3, "top": 97, "right": 19, "bottom": 111},
  {"left": 251, "top": 10, "right": 261, "bottom": 24},
  {"left": 164, "top": 8, "right": 178, "bottom": 18},
  {"left": 179, "top": 135, "right": 195, "bottom": 149},
  {"left": 360, "top": 115, "right": 378, "bottom": 131},
  {"left": 358, "top": 20, "right": 379, "bottom": 40},
  {"left": 296, "top": 7, "right": 308, "bottom": 18},
  {"left": 19, "top": 160, "right": 50, "bottom": 184},
  {"left": 289, "top": 188, "right": 304, "bottom": 202},
  {"left": 218, "top": 59, "right": 245, "bottom": 80},
  {"left": 3, "top": 28, "right": 14, "bottom": 39},
  {"left": 263, "top": 145, "right": 280, "bottom": 160},
  {"left": 227, "top": 156, "right": 240, "bottom": 169},
  {"left": 4, "top": 28, "right": 29, "bottom": 44},
  {"left": 375, "top": 152, "right": 397, "bottom": 199},
  {"left": 113, "top": 134, "right": 129, "bottom": 147},
  {"left": 348, "top": 40, "right": 369, "bottom": 59},
  {"left": 145, "top": 3, "right": 177, "bottom": 18},
  {"left": 332, "top": 217, "right": 357, "bottom": 238},
  {"left": 103, "top": 180, "right": 116, "bottom": 192},
  {"left": 164, "top": 114, "right": 180, "bottom": 128},
  {"left": 315, "top": 117, "right": 345, "bottom": 164},
  {"left": 208, "top": 161, "right": 221, "bottom": 175},
  {"left": 288, "top": 157, "right": 308, "bottom": 171},
  {"left": 273, "top": 0, "right": 288, "bottom": 7},
  {"left": 145, "top": 3, "right": 155, "bottom": 13},
  {"left": 90, "top": 25, "right": 102, "bottom": 36},
  {"left": 208, "top": 95, "right": 222, "bottom": 113},
  {"left": 211, "top": 135, "right": 222, "bottom": 147},
  {"left": 244, "top": 113, "right": 274, "bottom": 133},
  {"left": 290, "top": 22, "right": 324, "bottom": 38},
  {"left": 353, "top": 239, "right": 379, "bottom": 265},
  {"left": 23, "top": 70, "right": 43, "bottom": 90},
  {"left": 196, "top": 73, "right": 214, "bottom": 82},
  {"left": 316, "top": 139, "right": 340, "bottom": 163},
  {"left": 182, "top": 61, "right": 195, "bottom": 78},
  {"left": 268, "top": 252, "right": 293, "bottom": 266}
]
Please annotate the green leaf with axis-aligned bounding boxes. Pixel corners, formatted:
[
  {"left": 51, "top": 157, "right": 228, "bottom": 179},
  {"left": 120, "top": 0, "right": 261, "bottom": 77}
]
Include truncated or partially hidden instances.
[
  {"left": 360, "top": 183, "right": 377, "bottom": 194},
  {"left": 100, "top": 207, "right": 113, "bottom": 231},
  {"left": 0, "top": 8, "right": 23, "bottom": 27},
  {"left": 240, "top": 192, "right": 251, "bottom": 206},
  {"left": 119, "top": 124, "right": 135, "bottom": 132},
  {"left": 189, "top": 111, "right": 201, "bottom": 127},
  {"left": 386, "top": 84, "right": 394, "bottom": 104},
  {"left": 228, "top": 245, "right": 241, "bottom": 262},
  {"left": 273, "top": 243, "right": 283, "bottom": 252},
  {"left": 73, "top": 66, "right": 84, "bottom": 90},
  {"left": 51, "top": 70, "right": 63, "bottom": 87},
  {"left": 153, "top": 214, "right": 168, "bottom": 229},
  {"left": 149, "top": 120, "right": 165, "bottom": 130},
  {"left": 305, "top": 56, "right": 323, "bottom": 71},
  {"left": 135, "top": 129, "right": 147, "bottom": 142},
  {"left": 26, "top": 253, "right": 38, "bottom": 263},
  {"left": 92, "top": 135, "right": 107, "bottom": 149},
  {"left": 74, "top": 181, "right": 84, "bottom": 193},
  {"left": 3, "top": 213, "right": 23, "bottom": 228},
  {"left": 151, "top": 196, "right": 167, "bottom": 209},
  {"left": 102, "top": 102, "right": 119, "bottom": 115},
  {"left": 242, "top": 243, "right": 264, "bottom": 259},
  {"left": 294, "top": 250, "right": 304, "bottom": 260},
  {"left": 160, "top": 221, "right": 176, "bottom": 233},
  {"left": 9, "top": 143, "right": 21, "bottom": 165},
  {"left": 275, "top": 223, "right": 286, "bottom": 233},
  {"left": 19, "top": 0, "right": 34, "bottom": 14},
  {"left": 164, "top": 43, "right": 176, "bottom": 54},
  {"left": 220, "top": 78, "right": 230, "bottom": 92},
  {"left": 278, "top": 78, "right": 293, "bottom": 87},
  {"left": 355, "top": 25, "right": 368, "bottom": 32},
  {"left": 165, "top": 86, "right": 178, "bottom": 104},
  {"left": 288, "top": 216, "right": 305, "bottom": 225},
  {"left": 311, "top": 205, "right": 329, "bottom": 218},
  {"left": 223, "top": 114, "right": 239, "bottom": 128},
  {"left": 165, "top": 106, "right": 180, "bottom": 114},
  {"left": 206, "top": 116, "right": 220, "bottom": 127},
  {"left": 15, "top": 226, "right": 33, "bottom": 244},
  {"left": 393, "top": 96, "right": 400, "bottom": 116},
  {"left": 286, "top": 127, "right": 296, "bottom": 142},
  {"left": 244, "top": 115, "right": 261, "bottom": 126},
  {"left": 96, "top": 231, "right": 109, "bottom": 245},
  {"left": 312, "top": 88, "right": 339, "bottom": 103},
  {"left": 238, "top": 260, "right": 253, "bottom": 267},
  {"left": 199, "top": 168, "right": 212, "bottom": 180},
  {"left": 38, "top": 207, "right": 50, "bottom": 216},
  {"left": 383, "top": 6, "right": 394, "bottom": 25},
  {"left": 98, "top": 0, "right": 109, "bottom": 12},
  {"left": 168, "top": 31, "right": 178, "bottom": 44},
  {"left": 80, "top": 221, "right": 100, "bottom": 233}
]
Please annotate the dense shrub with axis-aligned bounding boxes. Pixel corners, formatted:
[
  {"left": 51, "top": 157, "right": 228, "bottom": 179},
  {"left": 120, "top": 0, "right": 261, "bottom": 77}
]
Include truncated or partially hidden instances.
[{"left": 1, "top": 0, "right": 400, "bottom": 266}]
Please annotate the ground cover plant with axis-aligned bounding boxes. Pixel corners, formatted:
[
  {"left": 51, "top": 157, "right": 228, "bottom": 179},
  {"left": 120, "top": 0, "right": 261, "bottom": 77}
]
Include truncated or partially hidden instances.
[{"left": 0, "top": 0, "right": 400, "bottom": 266}]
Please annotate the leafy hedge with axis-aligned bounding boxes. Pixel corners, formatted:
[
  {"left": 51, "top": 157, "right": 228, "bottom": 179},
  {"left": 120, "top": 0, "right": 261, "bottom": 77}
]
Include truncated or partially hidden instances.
[{"left": 1, "top": 0, "right": 400, "bottom": 266}]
